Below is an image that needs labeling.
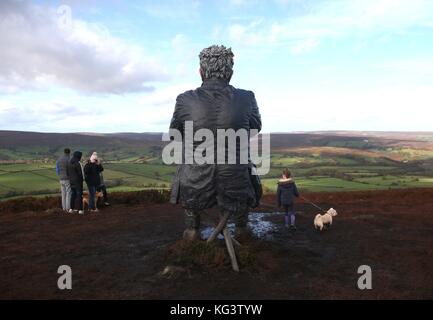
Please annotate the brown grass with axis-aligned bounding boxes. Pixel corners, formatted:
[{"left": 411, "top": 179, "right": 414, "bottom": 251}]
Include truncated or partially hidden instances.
[
  {"left": 166, "top": 240, "right": 228, "bottom": 268},
  {"left": 0, "top": 189, "right": 170, "bottom": 213}
]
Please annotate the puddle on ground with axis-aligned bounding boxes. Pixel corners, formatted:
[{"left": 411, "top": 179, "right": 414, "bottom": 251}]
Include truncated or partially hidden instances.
[{"left": 201, "top": 212, "right": 281, "bottom": 240}]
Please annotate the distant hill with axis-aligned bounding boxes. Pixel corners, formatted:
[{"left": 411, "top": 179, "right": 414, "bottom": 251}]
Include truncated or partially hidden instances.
[
  {"left": 0, "top": 131, "right": 163, "bottom": 148},
  {"left": 1, "top": 130, "right": 432, "bottom": 162},
  {"left": 0, "top": 131, "right": 164, "bottom": 161},
  {"left": 266, "top": 131, "right": 433, "bottom": 153},
  {"left": 1, "top": 130, "right": 432, "bottom": 199}
]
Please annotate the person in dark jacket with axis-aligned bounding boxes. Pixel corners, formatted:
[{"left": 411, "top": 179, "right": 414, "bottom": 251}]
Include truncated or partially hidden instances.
[
  {"left": 168, "top": 45, "right": 262, "bottom": 241},
  {"left": 67, "top": 151, "right": 84, "bottom": 214},
  {"left": 96, "top": 158, "right": 109, "bottom": 206},
  {"left": 56, "top": 148, "right": 71, "bottom": 212},
  {"left": 277, "top": 169, "right": 299, "bottom": 230},
  {"left": 84, "top": 152, "right": 103, "bottom": 212}
]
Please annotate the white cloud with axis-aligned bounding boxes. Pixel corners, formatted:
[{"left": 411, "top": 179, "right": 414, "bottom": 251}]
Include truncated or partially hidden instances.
[
  {"left": 139, "top": 0, "right": 200, "bottom": 20},
  {"left": 230, "top": 0, "right": 247, "bottom": 5},
  {"left": 138, "top": 83, "right": 196, "bottom": 107},
  {"left": 379, "top": 58, "right": 433, "bottom": 77},
  {"left": 227, "top": 0, "right": 433, "bottom": 53},
  {"left": 290, "top": 38, "right": 320, "bottom": 54},
  {"left": 255, "top": 84, "right": 433, "bottom": 132},
  {"left": 2, "top": 80, "right": 432, "bottom": 132},
  {"left": 0, "top": 99, "right": 91, "bottom": 131},
  {"left": 1, "top": 0, "right": 432, "bottom": 133},
  {"left": 172, "top": 34, "right": 189, "bottom": 51},
  {"left": 229, "top": 19, "right": 265, "bottom": 46},
  {"left": 169, "top": 33, "right": 199, "bottom": 78},
  {"left": 229, "top": 0, "right": 258, "bottom": 6},
  {"left": 81, "top": 84, "right": 198, "bottom": 132},
  {"left": 0, "top": 82, "right": 198, "bottom": 132},
  {"left": 0, "top": 0, "right": 168, "bottom": 94},
  {"left": 0, "top": 101, "right": 14, "bottom": 113}
]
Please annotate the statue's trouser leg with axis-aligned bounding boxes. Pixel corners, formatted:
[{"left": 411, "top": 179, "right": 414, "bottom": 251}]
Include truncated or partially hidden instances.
[
  {"left": 232, "top": 208, "right": 251, "bottom": 237},
  {"left": 185, "top": 209, "right": 201, "bottom": 229},
  {"left": 183, "top": 209, "right": 201, "bottom": 241},
  {"left": 232, "top": 208, "right": 248, "bottom": 228}
]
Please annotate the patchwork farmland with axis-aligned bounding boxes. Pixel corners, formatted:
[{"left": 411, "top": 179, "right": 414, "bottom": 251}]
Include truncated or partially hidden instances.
[{"left": 0, "top": 130, "right": 432, "bottom": 199}]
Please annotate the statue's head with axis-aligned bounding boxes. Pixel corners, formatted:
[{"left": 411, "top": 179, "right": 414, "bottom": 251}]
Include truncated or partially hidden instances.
[{"left": 199, "top": 45, "right": 234, "bottom": 82}]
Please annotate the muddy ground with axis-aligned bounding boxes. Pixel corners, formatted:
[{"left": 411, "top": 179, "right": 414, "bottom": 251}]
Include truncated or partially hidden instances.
[{"left": 1, "top": 188, "right": 432, "bottom": 299}]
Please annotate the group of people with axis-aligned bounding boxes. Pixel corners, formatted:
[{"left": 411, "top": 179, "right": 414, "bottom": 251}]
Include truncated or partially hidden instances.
[{"left": 56, "top": 148, "right": 109, "bottom": 214}]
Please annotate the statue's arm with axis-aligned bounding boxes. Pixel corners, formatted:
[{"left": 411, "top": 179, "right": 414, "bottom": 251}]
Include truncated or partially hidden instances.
[
  {"left": 169, "top": 94, "right": 185, "bottom": 139},
  {"left": 249, "top": 91, "right": 262, "bottom": 133}
]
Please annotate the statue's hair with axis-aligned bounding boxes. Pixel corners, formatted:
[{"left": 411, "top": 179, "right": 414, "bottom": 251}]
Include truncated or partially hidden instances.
[{"left": 199, "top": 45, "right": 234, "bottom": 80}]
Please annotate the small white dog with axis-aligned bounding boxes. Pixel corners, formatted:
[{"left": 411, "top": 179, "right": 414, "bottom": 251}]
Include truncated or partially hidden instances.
[{"left": 314, "top": 208, "right": 338, "bottom": 231}]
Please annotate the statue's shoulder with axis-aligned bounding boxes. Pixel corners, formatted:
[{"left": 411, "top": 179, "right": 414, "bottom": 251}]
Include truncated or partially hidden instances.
[
  {"left": 175, "top": 89, "right": 196, "bottom": 104},
  {"left": 231, "top": 86, "right": 255, "bottom": 97},
  {"left": 176, "top": 89, "right": 195, "bottom": 99}
]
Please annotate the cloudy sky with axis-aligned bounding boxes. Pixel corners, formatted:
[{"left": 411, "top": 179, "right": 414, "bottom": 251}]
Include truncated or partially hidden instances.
[{"left": 1, "top": 0, "right": 433, "bottom": 133}]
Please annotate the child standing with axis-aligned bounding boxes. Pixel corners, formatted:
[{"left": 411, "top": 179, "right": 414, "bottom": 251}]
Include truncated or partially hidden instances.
[{"left": 277, "top": 169, "right": 300, "bottom": 230}]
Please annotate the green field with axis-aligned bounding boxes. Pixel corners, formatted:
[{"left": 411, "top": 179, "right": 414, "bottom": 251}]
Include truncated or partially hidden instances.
[
  {"left": 0, "top": 162, "right": 176, "bottom": 199},
  {"left": 1, "top": 131, "right": 432, "bottom": 200},
  {"left": 263, "top": 175, "right": 433, "bottom": 193},
  {"left": 1, "top": 151, "right": 432, "bottom": 200}
]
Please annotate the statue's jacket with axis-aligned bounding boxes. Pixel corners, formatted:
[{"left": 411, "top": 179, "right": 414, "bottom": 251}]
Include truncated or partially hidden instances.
[{"left": 169, "top": 78, "right": 262, "bottom": 212}]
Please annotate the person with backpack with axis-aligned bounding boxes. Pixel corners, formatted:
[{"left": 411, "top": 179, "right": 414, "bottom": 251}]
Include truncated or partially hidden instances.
[
  {"left": 67, "top": 151, "right": 84, "bottom": 214},
  {"left": 56, "top": 148, "right": 71, "bottom": 212}
]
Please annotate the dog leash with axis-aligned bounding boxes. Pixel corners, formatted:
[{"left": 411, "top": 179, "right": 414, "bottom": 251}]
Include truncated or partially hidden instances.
[
  {"left": 257, "top": 202, "right": 278, "bottom": 211},
  {"left": 299, "top": 195, "right": 327, "bottom": 213},
  {"left": 258, "top": 196, "right": 327, "bottom": 214}
]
